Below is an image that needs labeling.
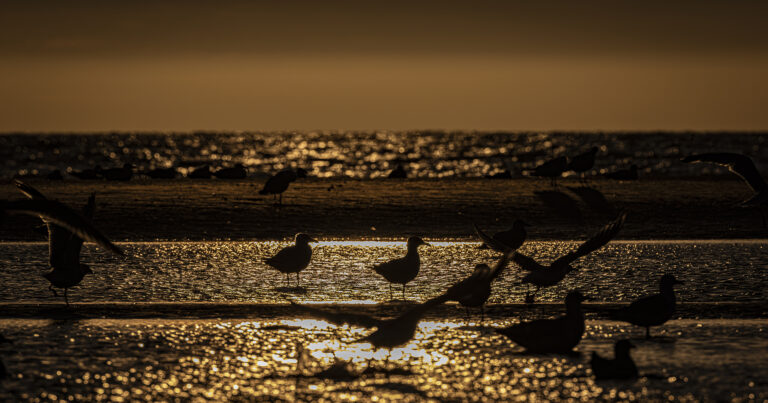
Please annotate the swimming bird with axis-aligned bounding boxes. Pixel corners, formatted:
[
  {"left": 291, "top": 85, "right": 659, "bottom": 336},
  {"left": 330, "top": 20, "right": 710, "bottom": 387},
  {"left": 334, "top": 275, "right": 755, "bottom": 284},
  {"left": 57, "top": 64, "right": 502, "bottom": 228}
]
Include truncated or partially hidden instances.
[
  {"left": 213, "top": 163, "right": 247, "bottom": 179},
  {"left": 387, "top": 164, "right": 408, "bottom": 179},
  {"left": 373, "top": 236, "right": 429, "bottom": 300},
  {"left": 529, "top": 156, "right": 568, "bottom": 187},
  {"left": 445, "top": 251, "right": 513, "bottom": 321},
  {"left": 259, "top": 168, "right": 308, "bottom": 205},
  {"left": 98, "top": 163, "right": 134, "bottom": 181},
  {"left": 143, "top": 167, "right": 178, "bottom": 179},
  {"left": 6, "top": 181, "right": 124, "bottom": 305},
  {"left": 474, "top": 219, "right": 530, "bottom": 252},
  {"left": 496, "top": 290, "right": 587, "bottom": 354},
  {"left": 603, "top": 165, "right": 638, "bottom": 181},
  {"left": 611, "top": 274, "right": 683, "bottom": 339},
  {"left": 590, "top": 340, "right": 638, "bottom": 380},
  {"left": 264, "top": 233, "right": 317, "bottom": 287},
  {"left": 188, "top": 165, "right": 212, "bottom": 179},
  {"left": 682, "top": 153, "right": 768, "bottom": 225},
  {"left": 512, "top": 212, "right": 626, "bottom": 302},
  {"left": 568, "top": 147, "right": 599, "bottom": 183}
]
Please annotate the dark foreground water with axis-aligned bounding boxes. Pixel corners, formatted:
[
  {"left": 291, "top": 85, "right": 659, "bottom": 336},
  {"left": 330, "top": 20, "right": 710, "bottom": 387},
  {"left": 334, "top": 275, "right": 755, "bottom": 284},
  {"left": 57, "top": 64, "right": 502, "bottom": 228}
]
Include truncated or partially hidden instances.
[{"left": 2, "top": 131, "right": 767, "bottom": 179}]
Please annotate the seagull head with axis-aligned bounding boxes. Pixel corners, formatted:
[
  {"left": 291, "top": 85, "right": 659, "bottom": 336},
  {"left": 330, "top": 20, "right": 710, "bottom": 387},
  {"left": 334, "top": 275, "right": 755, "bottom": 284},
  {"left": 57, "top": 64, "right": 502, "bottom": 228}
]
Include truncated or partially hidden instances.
[
  {"left": 407, "top": 236, "right": 429, "bottom": 248},
  {"left": 295, "top": 168, "right": 309, "bottom": 179},
  {"left": 660, "top": 274, "right": 683, "bottom": 288},
  {"left": 295, "top": 233, "right": 318, "bottom": 245},
  {"left": 565, "top": 290, "right": 588, "bottom": 304}
]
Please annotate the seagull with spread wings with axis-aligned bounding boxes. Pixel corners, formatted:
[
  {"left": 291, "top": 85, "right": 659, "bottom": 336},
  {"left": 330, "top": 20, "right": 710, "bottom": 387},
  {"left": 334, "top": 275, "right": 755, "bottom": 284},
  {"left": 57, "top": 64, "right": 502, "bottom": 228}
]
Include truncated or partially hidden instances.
[
  {"left": 474, "top": 219, "right": 529, "bottom": 253},
  {"left": 2, "top": 180, "right": 124, "bottom": 305},
  {"left": 512, "top": 212, "right": 626, "bottom": 303},
  {"left": 444, "top": 252, "right": 512, "bottom": 321},
  {"left": 682, "top": 153, "right": 768, "bottom": 225}
]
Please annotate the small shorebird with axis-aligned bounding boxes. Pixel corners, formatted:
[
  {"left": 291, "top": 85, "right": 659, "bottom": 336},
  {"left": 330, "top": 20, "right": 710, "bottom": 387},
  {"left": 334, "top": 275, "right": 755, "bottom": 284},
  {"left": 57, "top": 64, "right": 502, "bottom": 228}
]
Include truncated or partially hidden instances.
[
  {"left": 474, "top": 219, "right": 530, "bottom": 253},
  {"left": 373, "top": 236, "right": 429, "bottom": 300},
  {"left": 265, "top": 233, "right": 317, "bottom": 287},
  {"left": 496, "top": 290, "right": 587, "bottom": 354},
  {"left": 213, "top": 163, "right": 247, "bottom": 179},
  {"left": 567, "top": 147, "right": 599, "bottom": 183},
  {"left": 3, "top": 181, "right": 125, "bottom": 305},
  {"left": 682, "top": 152, "right": 768, "bottom": 226},
  {"left": 590, "top": 340, "right": 638, "bottom": 380},
  {"left": 98, "top": 163, "right": 134, "bottom": 181},
  {"left": 603, "top": 165, "right": 638, "bottom": 181},
  {"left": 445, "top": 251, "right": 513, "bottom": 321},
  {"left": 512, "top": 212, "right": 626, "bottom": 303},
  {"left": 188, "top": 165, "right": 212, "bottom": 179},
  {"left": 529, "top": 156, "right": 568, "bottom": 187},
  {"left": 259, "top": 168, "right": 308, "bottom": 205},
  {"left": 611, "top": 274, "right": 683, "bottom": 339}
]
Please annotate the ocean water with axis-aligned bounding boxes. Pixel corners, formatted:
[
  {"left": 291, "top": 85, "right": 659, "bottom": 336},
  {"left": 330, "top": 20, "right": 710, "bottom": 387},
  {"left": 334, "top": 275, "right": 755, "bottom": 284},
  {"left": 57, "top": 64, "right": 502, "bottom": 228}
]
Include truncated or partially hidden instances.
[{"left": 1, "top": 131, "right": 767, "bottom": 180}]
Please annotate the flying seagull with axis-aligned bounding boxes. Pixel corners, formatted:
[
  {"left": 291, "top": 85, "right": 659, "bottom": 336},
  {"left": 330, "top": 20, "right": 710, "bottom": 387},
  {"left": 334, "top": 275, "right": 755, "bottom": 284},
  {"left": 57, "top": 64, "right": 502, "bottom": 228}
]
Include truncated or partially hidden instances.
[{"left": 474, "top": 219, "right": 529, "bottom": 253}]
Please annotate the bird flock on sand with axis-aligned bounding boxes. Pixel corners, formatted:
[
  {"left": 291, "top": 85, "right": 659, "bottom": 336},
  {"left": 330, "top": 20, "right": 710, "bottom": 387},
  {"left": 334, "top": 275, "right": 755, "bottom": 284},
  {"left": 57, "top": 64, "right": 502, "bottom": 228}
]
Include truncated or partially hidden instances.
[{"left": 0, "top": 150, "right": 764, "bottom": 382}]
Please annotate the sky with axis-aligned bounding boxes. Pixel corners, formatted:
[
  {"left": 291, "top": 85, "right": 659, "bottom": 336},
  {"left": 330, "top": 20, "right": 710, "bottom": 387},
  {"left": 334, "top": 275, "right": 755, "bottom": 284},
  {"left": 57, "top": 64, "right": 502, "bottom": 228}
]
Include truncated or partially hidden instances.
[{"left": 1, "top": 0, "right": 767, "bottom": 132}]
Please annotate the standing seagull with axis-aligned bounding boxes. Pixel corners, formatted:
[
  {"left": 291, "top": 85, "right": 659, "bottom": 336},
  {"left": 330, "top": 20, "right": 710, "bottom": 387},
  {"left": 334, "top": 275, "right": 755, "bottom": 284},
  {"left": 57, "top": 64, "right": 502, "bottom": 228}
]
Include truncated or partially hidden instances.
[
  {"left": 259, "top": 168, "right": 308, "bottom": 205},
  {"left": 474, "top": 219, "right": 530, "bottom": 253},
  {"left": 496, "top": 290, "right": 588, "bottom": 354},
  {"left": 529, "top": 156, "right": 568, "bottom": 187},
  {"left": 3, "top": 182, "right": 124, "bottom": 305},
  {"left": 568, "top": 147, "right": 599, "bottom": 183},
  {"left": 445, "top": 252, "right": 513, "bottom": 321},
  {"left": 682, "top": 153, "right": 768, "bottom": 226},
  {"left": 611, "top": 274, "right": 683, "bottom": 339},
  {"left": 373, "top": 236, "right": 429, "bottom": 300},
  {"left": 265, "top": 233, "right": 317, "bottom": 287},
  {"left": 512, "top": 212, "right": 626, "bottom": 302},
  {"left": 590, "top": 340, "right": 638, "bottom": 380}
]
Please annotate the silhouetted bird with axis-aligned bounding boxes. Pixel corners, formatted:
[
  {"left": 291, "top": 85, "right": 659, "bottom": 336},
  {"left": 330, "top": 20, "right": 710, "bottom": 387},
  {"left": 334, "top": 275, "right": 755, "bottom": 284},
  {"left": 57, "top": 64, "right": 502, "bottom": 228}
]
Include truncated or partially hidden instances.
[
  {"left": 188, "top": 165, "right": 212, "bottom": 179},
  {"left": 47, "top": 170, "right": 64, "bottom": 180},
  {"left": 496, "top": 290, "right": 587, "bottom": 354},
  {"left": 292, "top": 293, "right": 450, "bottom": 352},
  {"left": 590, "top": 340, "right": 638, "bottom": 380},
  {"left": 512, "top": 212, "right": 626, "bottom": 302},
  {"left": 445, "top": 252, "right": 512, "bottom": 321},
  {"left": 604, "top": 165, "right": 638, "bottom": 181},
  {"left": 387, "top": 164, "right": 408, "bottom": 178},
  {"left": 373, "top": 236, "right": 429, "bottom": 300},
  {"left": 568, "top": 147, "right": 599, "bottom": 183},
  {"left": 9, "top": 181, "right": 124, "bottom": 305},
  {"left": 529, "top": 156, "right": 568, "bottom": 187},
  {"left": 259, "top": 168, "right": 308, "bottom": 205},
  {"left": 70, "top": 166, "right": 101, "bottom": 180},
  {"left": 265, "top": 233, "right": 317, "bottom": 287},
  {"left": 144, "top": 167, "right": 178, "bottom": 179},
  {"left": 213, "top": 163, "right": 247, "bottom": 179},
  {"left": 294, "top": 344, "right": 359, "bottom": 381},
  {"left": 612, "top": 274, "right": 683, "bottom": 339},
  {"left": 682, "top": 153, "right": 768, "bottom": 225},
  {"left": 98, "top": 163, "right": 134, "bottom": 181},
  {"left": 474, "top": 219, "right": 530, "bottom": 253}
]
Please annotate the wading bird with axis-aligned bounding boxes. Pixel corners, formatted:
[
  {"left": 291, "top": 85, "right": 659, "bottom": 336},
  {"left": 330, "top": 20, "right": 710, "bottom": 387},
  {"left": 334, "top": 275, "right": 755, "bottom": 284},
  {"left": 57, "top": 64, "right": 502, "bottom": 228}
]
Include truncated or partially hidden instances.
[
  {"left": 474, "top": 219, "right": 530, "bottom": 253},
  {"left": 265, "top": 233, "right": 317, "bottom": 287},
  {"left": 512, "top": 212, "right": 626, "bottom": 303},
  {"left": 259, "top": 168, "right": 308, "bottom": 205},
  {"left": 590, "top": 340, "right": 638, "bottom": 380},
  {"left": 496, "top": 290, "right": 587, "bottom": 354},
  {"left": 529, "top": 156, "right": 568, "bottom": 187},
  {"left": 611, "top": 274, "right": 683, "bottom": 339},
  {"left": 373, "top": 236, "right": 429, "bottom": 300}
]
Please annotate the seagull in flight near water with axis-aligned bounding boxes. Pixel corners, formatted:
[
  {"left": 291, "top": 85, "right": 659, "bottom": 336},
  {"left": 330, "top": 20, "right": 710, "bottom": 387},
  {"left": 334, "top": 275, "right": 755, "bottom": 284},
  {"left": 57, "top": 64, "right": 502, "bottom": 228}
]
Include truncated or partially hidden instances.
[
  {"left": 682, "top": 153, "right": 768, "bottom": 226},
  {"left": 474, "top": 219, "right": 529, "bottom": 253},
  {"left": 512, "top": 212, "right": 626, "bottom": 303}
]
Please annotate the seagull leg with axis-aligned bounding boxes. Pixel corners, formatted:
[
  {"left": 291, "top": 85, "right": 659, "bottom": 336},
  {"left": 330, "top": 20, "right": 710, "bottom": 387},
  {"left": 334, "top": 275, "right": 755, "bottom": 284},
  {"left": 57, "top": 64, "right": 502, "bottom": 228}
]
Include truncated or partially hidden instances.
[
  {"left": 645, "top": 326, "right": 651, "bottom": 339},
  {"left": 48, "top": 284, "right": 58, "bottom": 297},
  {"left": 389, "top": 283, "right": 393, "bottom": 301},
  {"left": 480, "top": 306, "right": 485, "bottom": 322},
  {"left": 296, "top": 273, "right": 300, "bottom": 287},
  {"left": 285, "top": 273, "right": 289, "bottom": 287},
  {"left": 465, "top": 307, "right": 471, "bottom": 323},
  {"left": 402, "top": 284, "right": 406, "bottom": 301},
  {"left": 64, "top": 288, "right": 69, "bottom": 307}
]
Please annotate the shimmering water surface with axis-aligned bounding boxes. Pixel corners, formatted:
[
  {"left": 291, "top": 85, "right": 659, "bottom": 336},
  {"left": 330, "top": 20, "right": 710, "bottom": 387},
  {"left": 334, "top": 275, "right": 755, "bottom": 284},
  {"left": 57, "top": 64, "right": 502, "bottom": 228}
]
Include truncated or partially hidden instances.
[
  {"left": 2, "top": 131, "right": 767, "bottom": 179},
  {"left": 1, "top": 240, "right": 766, "bottom": 304}
]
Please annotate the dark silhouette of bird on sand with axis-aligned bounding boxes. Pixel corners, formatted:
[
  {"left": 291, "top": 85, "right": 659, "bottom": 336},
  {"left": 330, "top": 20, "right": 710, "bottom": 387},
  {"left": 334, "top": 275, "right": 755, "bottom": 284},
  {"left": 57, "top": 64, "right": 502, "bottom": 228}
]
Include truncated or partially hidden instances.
[
  {"left": 445, "top": 251, "right": 513, "bottom": 321},
  {"left": 143, "top": 167, "right": 178, "bottom": 179},
  {"left": 265, "top": 233, "right": 317, "bottom": 287},
  {"left": 259, "top": 168, "right": 308, "bottom": 205},
  {"left": 611, "top": 274, "right": 683, "bottom": 339},
  {"left": 69, "top": 166, "right": 102, "bottom": 180},
  {"left": 474, "top": 219, "right": 530, "bottom": 253},
  {"left": 188, "top": 165, "right": 212, "bottom": 179},
  {"left": 529, "top": 156, "right": 568, "bottom": 187},
  {"left": 496, "top": 290, "right": 587, "bottom": 354},
  {"left": 590, "top": 340, "right": 638, "bottom": 380},
  {"left": 3, "top": 181, "right": 125, "bottom": 305},
  {"left": 603, "top": 165, "right": 638, "bottom": 181},
  {"left": 568, "top": 147, "right": 599, "bottom": 183},
  {"left": 98, "top": 163, "right": 134, "bottom": 181},
  {"left": 682, "top": 152, "right": 768, "bottom": 226},
  {"left": 512, "top": 212, "right": 626, "bottom": 303},
  {"left": 213, "top": 164, "right": 247, "bottom": 179},
  {"left": 387, "top": 164, "right": 408, "bottom": 178},
  {"left": 373, "top": 236, "right": 429, "bottom": 300}
]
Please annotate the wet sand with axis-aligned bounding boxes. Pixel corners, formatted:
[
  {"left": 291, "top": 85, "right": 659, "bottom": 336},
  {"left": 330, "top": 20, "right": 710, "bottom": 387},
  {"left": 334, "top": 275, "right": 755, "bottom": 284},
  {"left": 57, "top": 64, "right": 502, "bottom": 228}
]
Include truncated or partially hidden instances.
[{"left": 0, "top": 177, "right": 764, "bottom": 241}]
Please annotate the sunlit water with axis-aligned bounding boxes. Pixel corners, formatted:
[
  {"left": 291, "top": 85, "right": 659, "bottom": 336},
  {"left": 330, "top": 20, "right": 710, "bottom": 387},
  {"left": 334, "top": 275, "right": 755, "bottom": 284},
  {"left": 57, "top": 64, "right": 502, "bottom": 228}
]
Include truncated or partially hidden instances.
[
  {"left": 1, "top": 240, "right": 766, "bottom": 304},
  {"left": 2, "top": 131, "right": 767, "bottom": 179}
]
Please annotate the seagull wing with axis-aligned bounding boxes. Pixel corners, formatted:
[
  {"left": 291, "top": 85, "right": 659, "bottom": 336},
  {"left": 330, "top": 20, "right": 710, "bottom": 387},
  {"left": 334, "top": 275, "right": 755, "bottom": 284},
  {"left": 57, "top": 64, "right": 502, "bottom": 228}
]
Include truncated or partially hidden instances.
[
  {"left": 13, "top": 180, "right": 48, "bottom": 201},
  {"left": 682, "top": 153, "right": 767, "bottom": 193},
  {"left": 473, "top": 224, "right": 510, "bottom": 252},
  {"left": 511, "top": 252, "right": 546, "bottom": 272},
  {"left": 65, "top": 193, "right": 96, "bottom": 266},
  {"left": 552, "top": 212, "right": 626, "bottom": 267},
  {"left": 13, "top": 180, "right": 72, "bottom": 266},
  {"left": 290, "top": 301, "right": 383, "bottom": 328},
  {"left": 2, "top": 199, "right": 124, "bottom": 257}
]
